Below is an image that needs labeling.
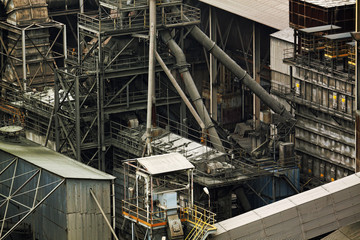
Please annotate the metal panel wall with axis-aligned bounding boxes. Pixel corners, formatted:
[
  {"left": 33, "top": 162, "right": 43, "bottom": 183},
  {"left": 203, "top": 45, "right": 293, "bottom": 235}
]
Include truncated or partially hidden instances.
[
  {"left": 270, "top": 36, "right": 293, "bottom": 76},
  {"left": 66, "top": 179, "right": 112, "bottom": 240}
]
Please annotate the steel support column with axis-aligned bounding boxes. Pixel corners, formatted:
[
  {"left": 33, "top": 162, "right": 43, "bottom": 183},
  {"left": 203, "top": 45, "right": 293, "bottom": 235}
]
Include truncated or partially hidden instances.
[
  {"left": 54, "top": 73, "right": 60, "bottom": 151},
  {"left": 356, "top": 0, "right": 360, "bottom": 172},
  {"left": 21, "top": 29, "right": 26, "bottom": 91},
  {"left": 96, "top": 56, "right": 105, "bottom": 170},
  {"left": 209, "top": 6, "right": 217, "bottom": 121},
  {"left": 75, "top": 75, "right": 81, "bottom": 161}
]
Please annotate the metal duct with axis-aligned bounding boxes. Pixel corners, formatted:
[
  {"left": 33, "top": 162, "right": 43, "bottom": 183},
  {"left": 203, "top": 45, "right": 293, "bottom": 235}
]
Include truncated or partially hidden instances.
[
  {"left": 160, "top": 31, "right": 225, "bottom": 153},
  {"left": 188, "top": 26, "right": 294, "bottom": 122}
]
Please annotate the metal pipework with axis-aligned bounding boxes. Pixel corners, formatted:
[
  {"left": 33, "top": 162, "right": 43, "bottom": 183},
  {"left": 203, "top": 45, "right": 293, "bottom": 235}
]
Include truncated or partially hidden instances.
[
  {"left": 145, "top": 0, "right": 156, "bottom": 155},
  {"left": 155, "top": 51, "right": 206, "bottom": 133},
  {"left": 160, "top": 31, "right": 225, "bottom": 153},
  {"left": 189, "top": 26, "right": 294, "bottom": 122}
]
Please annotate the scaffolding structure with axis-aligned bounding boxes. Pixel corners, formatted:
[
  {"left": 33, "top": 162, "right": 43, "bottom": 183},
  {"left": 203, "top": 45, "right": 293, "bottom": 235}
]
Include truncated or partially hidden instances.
[
  {"left": 273, "top": 18, "right": 356, "bottom": 185},
  {"left": 289, "top": 0, "right": 355, "bottom": 31}
]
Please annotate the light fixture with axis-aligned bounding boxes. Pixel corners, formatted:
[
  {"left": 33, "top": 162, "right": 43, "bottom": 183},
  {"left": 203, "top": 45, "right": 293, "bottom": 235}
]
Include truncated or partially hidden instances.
[{"left": 203, "top": 187, "right": 210, "bottom": 209}]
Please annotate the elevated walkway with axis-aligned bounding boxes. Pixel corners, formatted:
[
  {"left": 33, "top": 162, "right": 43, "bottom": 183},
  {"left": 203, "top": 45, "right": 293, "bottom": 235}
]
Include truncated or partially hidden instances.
[{"left": 212, "top": 173, "right": 360, "bottom": 240}]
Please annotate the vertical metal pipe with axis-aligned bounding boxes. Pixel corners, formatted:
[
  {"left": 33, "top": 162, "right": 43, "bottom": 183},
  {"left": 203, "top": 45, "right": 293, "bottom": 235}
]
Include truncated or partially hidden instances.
[
  {"left": 75, "top": 76, "right": 81, "bottom": 161},
  {"left": 145, "top": 0, "right": 156, "bottom": 155},
  {"left": 150, "top": 176, "right": 153, "bottom": 220},
  {"left": 54, "top": 73, "right": 60, "bottom": 152},
  {"left": 191, "top": 170, "right": 193, "bottom": 208},
  {"left": 63, "top": 24, "right": 67, "bottom": 66},
  {"left": 126, "top": 85, "right": 129, "bottom": 108},
  {"left": 111, "top": 179, "right": 116, "bottom": 230},
  {"left": 80, "top": 0, "right": 84, "bottom": 13},
  {"left": 100, "top": 70, "right": 105, "bottom": 170},
  {"left": 96, "top": 59, "right": 101, "bottom": 169},
  {"left": 22, "top": 29, "right": 26, "bottom": 92},
  {"left": 131, "top": 222, "right": 135, "bottom": 240},
  {"left": 145, "top": 176, "right": 149, "bottom": 221},
  {"left": 77, "top": 21, "right": 81, "bottom": 67},
  {"left": 356, "top": 0, "right": 360, "bottom": 172},
  {"left": 209, "top": 6, "right": 213, "bottom": 118}
]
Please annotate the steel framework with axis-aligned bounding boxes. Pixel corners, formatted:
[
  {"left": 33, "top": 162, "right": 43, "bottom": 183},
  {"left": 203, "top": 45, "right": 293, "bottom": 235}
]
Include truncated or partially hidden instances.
[{"left": 0, "top": 157, "right": 65, "bottom": 239}]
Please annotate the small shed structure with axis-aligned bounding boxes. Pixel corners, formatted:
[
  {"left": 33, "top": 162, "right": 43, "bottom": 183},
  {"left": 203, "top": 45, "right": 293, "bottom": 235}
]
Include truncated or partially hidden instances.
[{"left": 0, "top": 137, "right": 116, "bottom": 240}]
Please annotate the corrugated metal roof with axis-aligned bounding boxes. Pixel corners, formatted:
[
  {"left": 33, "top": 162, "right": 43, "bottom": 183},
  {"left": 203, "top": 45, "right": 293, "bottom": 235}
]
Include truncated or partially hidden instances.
[
  {"left": 299, "top": 24, "right": 341, "bottom": 34},
  {"left": 302, "top": 0, "right": 355, "bottom": 8},
  {"left": 199, "top": 0, "right": 289, "bottom": 30},
  {"left": 0, "top": 137, "right": 115, "bottom": 180},
  {"left": 324, "top": 32, "right": 352, "bottom": 40},
  {"left": 137, "top": 153, "right": 194, "bottom": 175},
  {"left": 270, "top": 27, "right": 294, "bottom": 43}
]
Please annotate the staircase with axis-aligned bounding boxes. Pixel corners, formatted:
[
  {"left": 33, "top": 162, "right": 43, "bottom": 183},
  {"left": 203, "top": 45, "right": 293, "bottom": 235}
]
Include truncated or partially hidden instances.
[{"left": 181, "top": 206, "right": 217, "bottom": 240}]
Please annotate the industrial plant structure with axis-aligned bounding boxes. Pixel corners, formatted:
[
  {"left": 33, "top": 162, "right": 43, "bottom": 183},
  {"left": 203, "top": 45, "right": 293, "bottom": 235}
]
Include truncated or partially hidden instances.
[{"left": 0, "top": 0, "right": 359, "bottom": 239}]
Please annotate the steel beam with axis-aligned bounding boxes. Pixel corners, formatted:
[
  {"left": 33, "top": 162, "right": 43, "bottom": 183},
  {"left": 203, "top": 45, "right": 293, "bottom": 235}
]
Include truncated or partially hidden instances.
[{"left": 356, "top": 0, "right": 360, "bottom": 172}]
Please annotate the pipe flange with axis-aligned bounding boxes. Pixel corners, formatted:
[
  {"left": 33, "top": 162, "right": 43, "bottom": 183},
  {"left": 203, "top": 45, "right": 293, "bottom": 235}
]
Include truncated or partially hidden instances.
[
  {"left": 177, "top": 64, "right": 191, "bottom": 73},
  {"left": 239, "top": 71, "right": 247, "bottom": 82},
  {"left": 205, "top": 122, "right": 215, "bottom": 129},
  {"left": 208, "top": 41, "right": 216, "bottom": 52}
]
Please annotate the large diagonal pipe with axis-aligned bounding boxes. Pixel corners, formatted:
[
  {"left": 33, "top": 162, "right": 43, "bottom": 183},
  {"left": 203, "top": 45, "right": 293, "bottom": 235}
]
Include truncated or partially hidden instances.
[
  {"left": 188, "top": 26, "right": 294, "bottom": 122},
  {"left": 160, "top": 31, "right": 225, "bottom": 153}
]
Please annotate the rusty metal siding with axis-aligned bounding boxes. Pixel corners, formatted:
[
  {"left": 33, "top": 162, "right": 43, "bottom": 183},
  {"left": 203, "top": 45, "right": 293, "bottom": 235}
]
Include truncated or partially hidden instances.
[{"left": 66, "top": 179, "right": 112, "bottom": 240}]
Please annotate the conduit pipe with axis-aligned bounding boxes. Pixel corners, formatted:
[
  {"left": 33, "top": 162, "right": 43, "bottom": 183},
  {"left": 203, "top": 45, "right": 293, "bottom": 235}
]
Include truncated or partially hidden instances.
[
  {"left": 188, "top": 26, "right": 294, "bottom": 122},
  {"left": 145, "top": 0, "right": 156, "bottom": 155},
  {"left": 155, "top": 51, "right": 206, "bottom": 134},
  {"left": 160, "top": 31, "right": 225, "bottom": 153}
]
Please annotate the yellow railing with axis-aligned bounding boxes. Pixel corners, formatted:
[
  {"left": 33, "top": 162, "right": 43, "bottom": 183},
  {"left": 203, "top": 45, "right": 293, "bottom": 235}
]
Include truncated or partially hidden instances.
[{"left": 180, "top": 205, "right": 216, "bottom": 240}]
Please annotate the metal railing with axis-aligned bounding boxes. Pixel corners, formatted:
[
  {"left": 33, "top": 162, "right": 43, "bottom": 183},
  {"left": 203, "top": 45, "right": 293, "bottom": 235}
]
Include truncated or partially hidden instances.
[
  {"left": 271, "top": 82, "right": 355, "bottom": 121},
  {"left": 101, "top": 0, "right": 182, "bottom": 10},
  {"left": 78, "top": 4, "right": 200, "bottom": 33},
  {"left": 180, "top": 205, "right": 216, "bottom": 240},
  {"left": 122, "top": 200, "right": 168, "bottom": 228},
  {"left": 283, "top": 48, "right": 355, "bottom": 80}
]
